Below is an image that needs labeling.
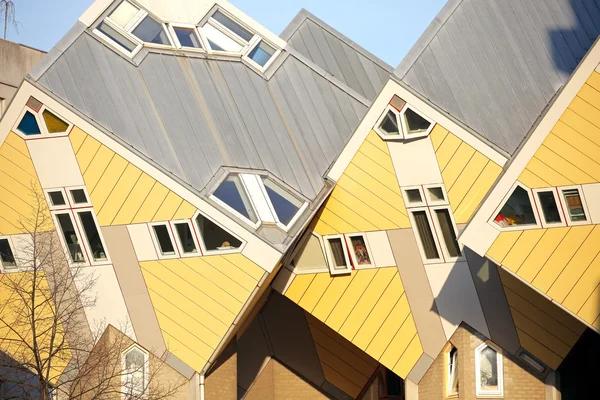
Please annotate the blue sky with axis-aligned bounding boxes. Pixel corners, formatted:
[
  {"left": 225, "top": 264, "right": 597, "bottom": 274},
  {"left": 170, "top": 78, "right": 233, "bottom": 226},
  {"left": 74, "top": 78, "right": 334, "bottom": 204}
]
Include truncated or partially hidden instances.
[{"left": 2, "top": 0, "right": 446, "bottom": 67}]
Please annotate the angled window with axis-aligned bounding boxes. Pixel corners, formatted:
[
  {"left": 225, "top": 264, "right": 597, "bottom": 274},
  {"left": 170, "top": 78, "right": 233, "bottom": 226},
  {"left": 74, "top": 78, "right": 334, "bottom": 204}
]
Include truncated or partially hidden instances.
[
  {"left": 55, "top": 213, "right": 86, "bottom": 263},
  {"left": 77, "top": 211, "right": 108, "bottom": 262},
  {"left": 211, "top": 10, "right": 253, "bottom": 42},
  {"left": 375, "top": 107, "right": 401, "bottom": 137},
  {"left": 433, "top": 208, "right": 461, "bottom": 259},
  {"left": 42, "top": 109, "right": 70, "bottom": 134},
  {"left": 290, "top": 233, "right": 328, "bottom": 273},
  {"left": 247, "top": 40, "right": 276, "bottom": 68},
  {"left": 475, "top": 343, "right": 503, "bottom": 397},
  {"left": 132, "top": 15, "right": 170, "bottom": 45},
  {"left": 534, "top": 188, "right": 563, "bottom": 227},
  {"left": 212, "top": 174, "right": 258, "bottom": 224},
  {"left": 108, "top": 0, "right": 141, "bottom": 29},
  {"left": 172, "top": 26, "right": 202, "bottom": 49},
  {"left": 202, "top": 23, "right": 244, "bottom": 52},
  {"left": 47, "top": 190, "right": 67, "bottom": 208},
  {"left": 151, "top": 224, "right": 176, "bottom": 257},
  {"left": 97, "top": 21, "right": 139, "bottom": 53},
  {"left": 425, "top": 185, "right": 446, "bottom": 205},
  {"left": 195, "top": 213, "right": 242, "bottom": 252},
  {"left": 402, "top": 107, "right": 433, "bottom": 136},
  {"left": 0, "top": 238, "right": 17, "bottom": 271},
  {"left": 261, "top": 177, "right": 304, "bottom": 227},
  {"left": 561, "top": 187, "right": 587, "bottom": 223},
  {"left": 17, "top": 110, "right": 41, "bottom": 136},
  {"left": 446, "top": 346, "right": 459, "bottom": 397},
  {"left": 346, "top": 234, "right": 373, "bottom": 268},
  {"left": 493, "top": 184, "right": 537, "bottom": 228},
  {"left": 324, "top": 235, "right": 352, "bottom": 275},
  {"left": 172, "top": 221, "right": 198, "bottom": 255},
  {"left": 69, "top": 188, "right": 89, "bottom": 206},
  {"left": 122, "top": 346, "right": 148, "bottom": 398},
  {"left": 403, "top": 187, "right": 425, "bottom": 207}
]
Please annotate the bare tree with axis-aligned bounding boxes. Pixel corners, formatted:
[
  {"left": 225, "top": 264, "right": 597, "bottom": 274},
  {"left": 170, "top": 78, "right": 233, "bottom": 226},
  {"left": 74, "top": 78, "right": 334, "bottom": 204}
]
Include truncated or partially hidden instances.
[
  {"left": 0, "top": 0, "right": 19, "bottom": 39},
  {"left": 0, "top": 185, "right": 186, "bottom": 399}
]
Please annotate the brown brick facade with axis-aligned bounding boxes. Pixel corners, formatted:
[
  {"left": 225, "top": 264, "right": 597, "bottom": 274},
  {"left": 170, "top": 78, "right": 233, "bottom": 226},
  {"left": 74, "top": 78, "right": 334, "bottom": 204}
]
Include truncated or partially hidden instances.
[
  {"left": 419, "top": 324, "right": 546, "bottom": 400},
  {"left": 205, "top": 341, "right": 237, "bottom": 400}
]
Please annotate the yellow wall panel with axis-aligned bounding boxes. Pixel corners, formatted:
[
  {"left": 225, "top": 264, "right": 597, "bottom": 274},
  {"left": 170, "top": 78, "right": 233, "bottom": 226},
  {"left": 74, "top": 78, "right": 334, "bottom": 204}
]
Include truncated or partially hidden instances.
[
  {"left": 577, "top": 284, "right": 600, "bottom": 326},
  {"left": 313, "top": 206, "right": 359, "bottom": 235},
  {"left": 524, "top": 157, "right": 573, "bottom": 187},
  {"left": 379, "top": 316, "right": 417, "bottom": 367},
  {"left": 435, "top": 132, "right": 462, "bottom": 171},
  {"left": 75, "top": 135, "right": 101, "bottom": 174},
  {"left": 152, "top": 191, "right": 183, "bottom": 222},
  {"left": 441, "top": 142, "right": 475, "bottom": 189},
  {"left": 487, "top": 231, "right": 523, "bottom": 263},
  {"left": 112, "top": 174, "right": 156, "bottom": 225},
  {"left": 534, "top": 145, "right": 595, "bottom": 184},
  {"left": 4, "top": 131, "right": 30, "bottom": 156},
  {"left": 518, "top": 169, "right": 551, "bottom": 189},
  {"left": 430, "top": 125, "right": 449, "bottom": 152},
  {"left": 393, "top": 334, "right": 423, "bottom": 379},
  {"left": 89, "top": 154, "right": 128, "bottom": 212},
  {"left": 173, "top": 201, "right": 197, "bottom": 220},
  {"left": 552, "top": 121, "right": 600, "bottom": 166},
  {"left": 323, "top": 196, "right": 378, "bottom": 232},
  {"left": 510, "top": 308, "right": 571, "bottom": 358},
  {"left": 358, "top": 140, "right": 396, "bottom": 174},
  {"left": 501, "top": 229, "right": 545, "bottom": 273},
  {"left": 561, "top": 108, "right": 600, "bottom": 147},
  {"left": 545, "top": 134, "right": 600, "bottom": 181},
  {"left": 517, "top": 228, "right": 570, "bottom": 282},
  {"left": 285, "top": 274, "right": 315, "bottom": 303},
  {"left": 311, "top": 273, "right": 355, "bottom": 321},
  {"left": 516, "top": 328, "right": 562, "bottom": 370},
  {"left": 453, "top": 160, "right": 502, "bottom": 223},
  {"left": 132, "top": 183, "right": 169, "bottom": 224},
  {"left": 69, "top": 126, "right": 87, "bottom": 153},
  {"left": 365, "top": 294, "right": 411, "bottom": 359},
  {"left": 82, "top": 146, "right": 114, "bottom": 193},
  {"left": 330, "top": 187, "right": 399, "bottom": 231},
  {"left": 298, "top": 273, "right": 333, "bottom": 312},
  {"left": 224, "top": 253, "right": 266, "bottom": 281},
  {"left": 563, "top": 254, "right": 600, "bottom": 314},
  {"left": 96, "top": 163, "right": 142, "bottom": 226},
  {"left": 326, "top": 269, "right": 378, "bottom": 331},
  {"left": 201, "top": 256, "right": 258, "bottom": 293}
]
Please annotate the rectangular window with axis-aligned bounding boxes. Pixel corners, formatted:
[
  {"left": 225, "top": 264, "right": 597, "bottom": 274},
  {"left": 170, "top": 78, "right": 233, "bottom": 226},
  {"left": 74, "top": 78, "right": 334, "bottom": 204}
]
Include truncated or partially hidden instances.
[
  {"left": 0, "top": 98, "right": 5, "bottom": 117},
  {"left": 0, "top": 238, "right": 17, "bottom": 270},
  {"left": 202, "top": 23, "right": 244, "bottom": 52},
  {"left": 108, "top": 0, "right": 140, "bottom": 29},
  {"left": 324, "top": 235, "right": 351, "bottom": 275},
  {"left": 346, "top": 234, "right": 373, "bottom": 268},
  {"left": 411, "top": 210, "right": 440, "bottom": 261},
  {"left": 434, "top": 208, "right": 461, "bottom": 259},
  {"left": 447, "top": 346, "right": 459, "bottom": 396},
  {"left": 48, "top": 190, "right": 67, "bottom": 208},
  {"left": 172, "top": 26, "right": 202, "bottom": 48},
  {"left": 97, "top": 21, "right": 139, "bottom": 53},
  {"left": 151, "top": 224, "right": 176, "bottom": 256},
  {"left": 403, "top": 187, "right": 425, "bottom": 207},
  {"left": 535, "top": 189, "right": 563, "bottom": 226},
  {"left": 247, "top": 40, "right": 276, "bottom": 68},
  {"left": 77, "top": 211, "right": 108, "bottom": 262},
  {"left": 70, "top": 189, "right": 89, "bottom": 205},
  {"left": 211, "top": 10, "right": 253, "bottom": 42},
  {"left": 173, "top": 222, "right": 198, "bottom": 255},
  {"left": 562, "top": 188, "right": 587, "bottom": 223},
  {"left": 56, "top": 213, "right": 86, "bottom": 263}
]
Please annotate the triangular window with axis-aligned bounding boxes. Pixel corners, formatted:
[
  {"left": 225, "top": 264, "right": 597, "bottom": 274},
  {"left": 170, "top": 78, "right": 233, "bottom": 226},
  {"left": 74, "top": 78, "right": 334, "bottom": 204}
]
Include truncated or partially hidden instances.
[
  {"left": 213, "top": 175, "right": 258, "bottom": 223},
  {"left": 43, "top": 109, "right": 69, "bottom": 133},
  {"left": 262, "top": 177, "right": 303, "bottom": 226},
  {"left": 17, "top": 110, "right": 41, "bottom": 135},
  {"left": 378, "top": 109, "right": 400, "bottom": 136},
  {"left": 403, "top": 108, "right": 432, "bottom": 134},
  {"left": 195, "top": 214, "right": 242, "bottom": 251},
  {"left": 494, "top": 185, "right": 537, "bottom": 227}
]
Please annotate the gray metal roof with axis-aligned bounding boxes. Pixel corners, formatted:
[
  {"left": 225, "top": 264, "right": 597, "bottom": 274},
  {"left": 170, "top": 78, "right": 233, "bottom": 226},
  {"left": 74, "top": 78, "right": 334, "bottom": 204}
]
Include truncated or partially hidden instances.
[
  {"left": 395, "top": 0, "right": 600, "bottom": 155},
  {"left": 281, "top": 9, "right": 393, "bottom": 102},
  {"left": 35, "top": 32, "right": 368, "bottom": 201}
]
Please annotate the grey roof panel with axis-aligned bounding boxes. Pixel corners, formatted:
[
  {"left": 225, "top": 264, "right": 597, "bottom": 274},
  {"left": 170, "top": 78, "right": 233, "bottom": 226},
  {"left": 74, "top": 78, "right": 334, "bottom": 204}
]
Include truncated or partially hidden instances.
[
  {"left": 396, "top": 0, "right": 600, "bottom": 155},
  {"left": 282, "top": 9, "right": 392, "bottom": 101}
]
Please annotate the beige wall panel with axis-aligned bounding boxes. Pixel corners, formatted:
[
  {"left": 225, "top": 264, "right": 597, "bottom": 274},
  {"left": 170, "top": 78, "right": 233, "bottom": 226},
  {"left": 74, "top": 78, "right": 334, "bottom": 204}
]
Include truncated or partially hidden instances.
[
  {"left": 424, "top": 261, "right": 490, "bottom": 340},
  {"left": 406, "top": 353, "right": 434, "bottom": 384},
  {"left": 582, "top": 183, "right": 600, "bottom": 224},
  {"left": 127, "top": 223, "right": 158, "bottom": 262},
  {"left": 388, "top": 137, "right": 443, "bottom": 187},
  {"left": 102, "top": 225, "right": 166, "bottom": 354},
  {"left": 387, "top": 229, "right": 447, "bottom": 359},
  {"left": 27, "top": 137, "right": 84, "bottom": 189},
  {"left": 366, "top": 230, "right": 396, "bottom": 267}
]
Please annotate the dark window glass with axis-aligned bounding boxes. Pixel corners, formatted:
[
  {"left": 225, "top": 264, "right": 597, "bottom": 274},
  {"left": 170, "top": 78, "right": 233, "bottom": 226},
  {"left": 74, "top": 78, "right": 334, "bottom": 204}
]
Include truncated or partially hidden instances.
[
  {"left": 213, "top": 175, "right": 257, "bottom": 223},
  {"left": 435, "top": 209, "right": 461, "bottom": 258},
  {"left": 212, "top": 10, "right": 253, "bottom": 42},
  {"left": 494, "top": 186, "right": 536, "bottom": 227},
  {"left": 17, "top": 110, "right": 41, "bottom": 135},
  {"left": 70, "top": 189, "right": 88, "bottom": 204},
  {"left": 406, "top": 189, "right": 422, "bottom": 204},
  {"left": 174, "top": 27, "right": 202, "bottom": 48},
  {"left": 0, "top": 239, "right": 16, "bottom": 268},
  {"left": 48, "top": 191, "right": 66, "bottom": 206},
  {"left": 379, "top": 110, "right": 399, "bottom": 135},
  {"left": 56, "top": 213, "right": 85, "bottom": 263},
  {"left": 412, "top": 210, "right": 439, "bottom": 259},
  {"left": 248, "top": 40, "right": 275, "bottom": 67},
  {"left": 350, "top": 236, "right": 371, "bottom": 265},
  {"left": 404, "top": 108, "right": 431, "bottom": 134},
  {"left": 78, "top": 211, "right": 107, "bottom": 261},
  {"left": 328, "top": 238, "right": 347, "bottom": 269},
  {"left": 97, "top": 21, "right": 138, "bottom": 52},
  {"left": 386, "top": 369, "right": 403, "bottom": 396},
  {"left": 427, "top": 187, "right": 445, "bottom": 202},
  {"left": 262, "top": 178, "right": 303, "bottom": 226},
  {"left": 195, "top": 214, "right": 242, "bottom": 251},
  {"left": 152, "top": 225, "right": 175, "bottom": 255},
  {"left": 132, "top": 16, "right": 169, "bottom": 45},
  {"left": 563, "top": 189, "right": 587, "bottom": 222},
  {"left": 538, "top": 191, "right": 561, "bottom": 224},
  {"left": 175, "top": 223, "right": 197, "bottom": 254},
  {"left": 42, "top": 110, "right": 69, "bottom": 133}
]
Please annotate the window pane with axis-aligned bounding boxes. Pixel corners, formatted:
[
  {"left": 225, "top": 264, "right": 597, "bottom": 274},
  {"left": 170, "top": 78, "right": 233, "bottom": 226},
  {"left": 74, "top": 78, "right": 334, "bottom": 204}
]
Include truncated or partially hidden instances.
[
  {"left": 98, "top": 21, "right": 138, "bottom": 52},
  {"left": 26, "top": 96, "right": 43, "bottom": 112},
  {"left": 132, "top": 16, "right": 169, "bottom": 45},
  {"left": 379, "top": 110, "right": 400, "bottom": 135},
  {"left": 292, "top": 234, "right": 327, "bottom": 271},
  {"left": 124, "top": 348, "right": 145, "bottom": 395},
  {"left": 262, "top": 178, "right": 303, "bottom": 226},
  {"left": 173, "top": 27, "right": 202, "bottom": 48},
  {"left": 108, "top": 0, "right": 139, "bottom": 28},
  {"left": 328, "top": 238, "right": 347, "bottom": 269},
  {"left": 48, "top": 191, "right": 66, "bottom": 207},
  {"left": 18, "top": 110, "right": 41, "bottom": 135},
  {"left": 195, "top": 214, "right": 242, "bottom": 251},
  {"left": 248, "top": 40, "right": 276, "bottom": 67},
  {"left": 152, "top": 225, "right": 175, "bottom": 255},
  {"left": 213, "top": 175, "right": 258, "bottom": 223},
  {"left": 390, "top": 95, "right": 406, "bottom": 112},
  {"left": 0, "top": 239, "right": 16, "bottom": 268},
  {"left": 435, "top": 209, "right": 461, "bottom": 258},
  {"left": 56, "top": 213, "right": 85, "bottom": 263},
  {"left": 404, "top": 108, "right": 431, "bottom": 134},
  {"left": 211, "top": 10, "right": 253, "bottom": 42},
  {"left": 78, "top": 211, "right": 107, "bottom": 261},
  {"left": 70, "top": 189, "right": 88, "bottom": 205},
  {"left": 175, "top": 223, "right": 197, "bottom": 254},
  {"left": 203, "top": 24, "right": 244, "bottom": 52},
  {"left": 494, "top": 186, "right": 536, "bottom": 227},
  {"left": 480, "top": 347, "right": 499, "bottom": 390},
  {"left": 448, "top": 347, "right": 459, "bottom": 395},
  {"left": 350, "top": 236, "right": 371, "bottom": 266},
  {"left": 386, "top": 369, "right": 403, "bottom": 396},
  {"left": 406, "top": 189, "right": 422, "bottom": 204},
  {"left": 412, "top": 211, "right": 439, "bottom": 259},
  {"left": 562, "top": 189, "right": 587, "bottom": 222},
  {"left": 538, "top": 191, "right": 561, "bottom": 224},
  {"left": 427, "top": 187, "right": 445, "bottom": 202},
  {"left": 42, "top": 110, "right": 69, "bottom": 133}
]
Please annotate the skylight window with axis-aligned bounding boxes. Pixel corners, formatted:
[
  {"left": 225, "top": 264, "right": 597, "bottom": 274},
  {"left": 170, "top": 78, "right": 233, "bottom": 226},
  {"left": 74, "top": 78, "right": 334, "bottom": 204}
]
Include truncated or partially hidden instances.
[
  {"left": 247, "top": 40, "right": 276, "bottom": 67},
  {"left": 202, "top": 23, "right": 244, "bottom": 52},
  {"left": 132, "top": 15, "right": 170, "bottom": 45},
  {"left": 172, "top": 26, "right": 202, "bottom": 49},
  {"left": 211, "top": 10, "right": 253, "bottom": 42},
  {"left": 97, "top": 21, "right": 139, "bottom": 53},
  {"left": 374, "top": 98, "right": 435, "bottom": 140},
  {"left": 213, "top": 174, "right": 258, "bottom": 223},
  {"left": 262, "top": 177, "right": 303, "bottom": 226},
  {"left": 108, "top": 0, "right": 140, "bottom": 28}
]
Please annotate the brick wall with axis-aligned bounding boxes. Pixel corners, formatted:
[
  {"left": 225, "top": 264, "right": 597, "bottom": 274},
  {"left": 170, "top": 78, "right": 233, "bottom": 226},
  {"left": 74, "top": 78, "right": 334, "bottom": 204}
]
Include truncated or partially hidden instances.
[
  {"left": 419, "top": 324, "right": 546, "bottom": 400},
  {"left": 205, "top": 341, "right": 237, "bottom": 400}
]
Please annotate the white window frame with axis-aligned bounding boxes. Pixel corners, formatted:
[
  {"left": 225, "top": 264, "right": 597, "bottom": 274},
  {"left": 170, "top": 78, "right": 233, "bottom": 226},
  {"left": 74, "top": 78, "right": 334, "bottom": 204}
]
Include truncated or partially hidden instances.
[
  {"left": 37, "top": 104, "right": 73, "bottom": 136},
  {"left": 445, "top": 345, "right": 459, "bottom": 397},
  {"left": 532, "top": 188, "right": 566, "bottom": 228},
  {"left": 167, "top": 23, "right": 205, "bottom": 52},
  {"left": 374, "top": 105, "right": 403, "bottom": 140},
  {"left": 52, "top": 210, "right": 89, "bottom": 265},
  {"left": 402, "top": 186, "right": 427, "bottom": 208},
  {"left": 192, "top": 211, "right": 246, "bottom": 255},
  {"left": 323, "top": 234, "right": 352, "bottom": 275},
  {"left": 423, "top": 184, "right": 448, "bottom": 206},
  {"left": 66, "top": 186, "right": 92, "bottom": 208},
  {"left": 148, "top": 222, "right": 179, "bottom": 259},
  {"left": 400, "top": 105, "right": 435, "bottom": 140},
  {"left": 475, "top": 342, "right": 504, "bottom": 398},
  {"left": 206, "top": 8, "right": 255, "bottom": 46},
  {"left": 73, "top": 208, "right": 111, "bottom": 265},
  {"left": 488, "top": 181, "right": 541, "bottom": 231},
  {"left": 121, "top": 344, "right": 149, "bottom": 398},
  {"left": 210, "top": 175, "right": 261, "bottom": 229},
  {"left": 558, "top": 185, "right": 590, "bottom": 226},
  {"left": 241, "top": 36, "right": 281, "bottom": 73},
  {"left": 93, "top": 18, "right": 143, "bottom": 58},
  {"left": 169, "top": 219, "right": 201, "bottom": 258},
  {"left": 344, "top": 233, "right": 375, "bottom": 269},
  {"left": 108, "top": 1, "right": 147, "bottom": 32},
  {"left": 0, "top": 235, "right": 18, "bottom": 273},
  {"left": 430, "top": 205, "right": 464, "bottom": 263},
  {"left": 45, "top": 188, "right": 70, "bottom": 211},
  {"left": 408, "top": 207, "right": 445, "bottom": 264},
  {"left": 13, "top": 105, "right": 45, "bottom": 138},
  {"left": 256, "top": 175, "right": 308, "bottom": 231}
]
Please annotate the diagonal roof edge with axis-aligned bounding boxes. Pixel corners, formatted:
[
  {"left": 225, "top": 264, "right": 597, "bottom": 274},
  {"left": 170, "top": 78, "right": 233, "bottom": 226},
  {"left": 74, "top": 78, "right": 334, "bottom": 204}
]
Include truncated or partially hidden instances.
[
  {"left": 280, "top": 8, "right": 394, "bottom": 74},
  {"left": 394, "top": 0, "right": 463, "bottom": 79}
]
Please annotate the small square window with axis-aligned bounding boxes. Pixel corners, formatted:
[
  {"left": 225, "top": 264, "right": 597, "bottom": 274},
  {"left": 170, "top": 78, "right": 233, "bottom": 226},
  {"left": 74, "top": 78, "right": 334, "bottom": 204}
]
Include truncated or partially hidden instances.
[
  {"left": 173, "top": 26, "right": 202, "bottom": 48},
  {"left": 108, "top": 0, "right": 140, "bottom": 28},
  {"left": 48, "top": 191, "right": 66, "bottom": 207},
  {"left": 406, "top": 189, "right": 423, "bottom": 205},
  {"left": 324, "top": 235, "right": 351, "bottom": 275},
  {"left": 426, "top": 186, "right": 445, "bottom": 203},
  {"left": 70, "top": 189, "right": 88, "bottom": 205},
  {"left": 562, "top": 188, "right": 587, "bottom": 223},
  {"left": 389, "top": 95, "right": 406, "bottom": 112},
  {"left": 247, "top": 40, "right": 276, "bottom": 68},
  {"left": 26, "top": 96, "right": 43, "bottom": 112},
  {"left": 0, "top": 238, "right": 17, "bottom": 270}
]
